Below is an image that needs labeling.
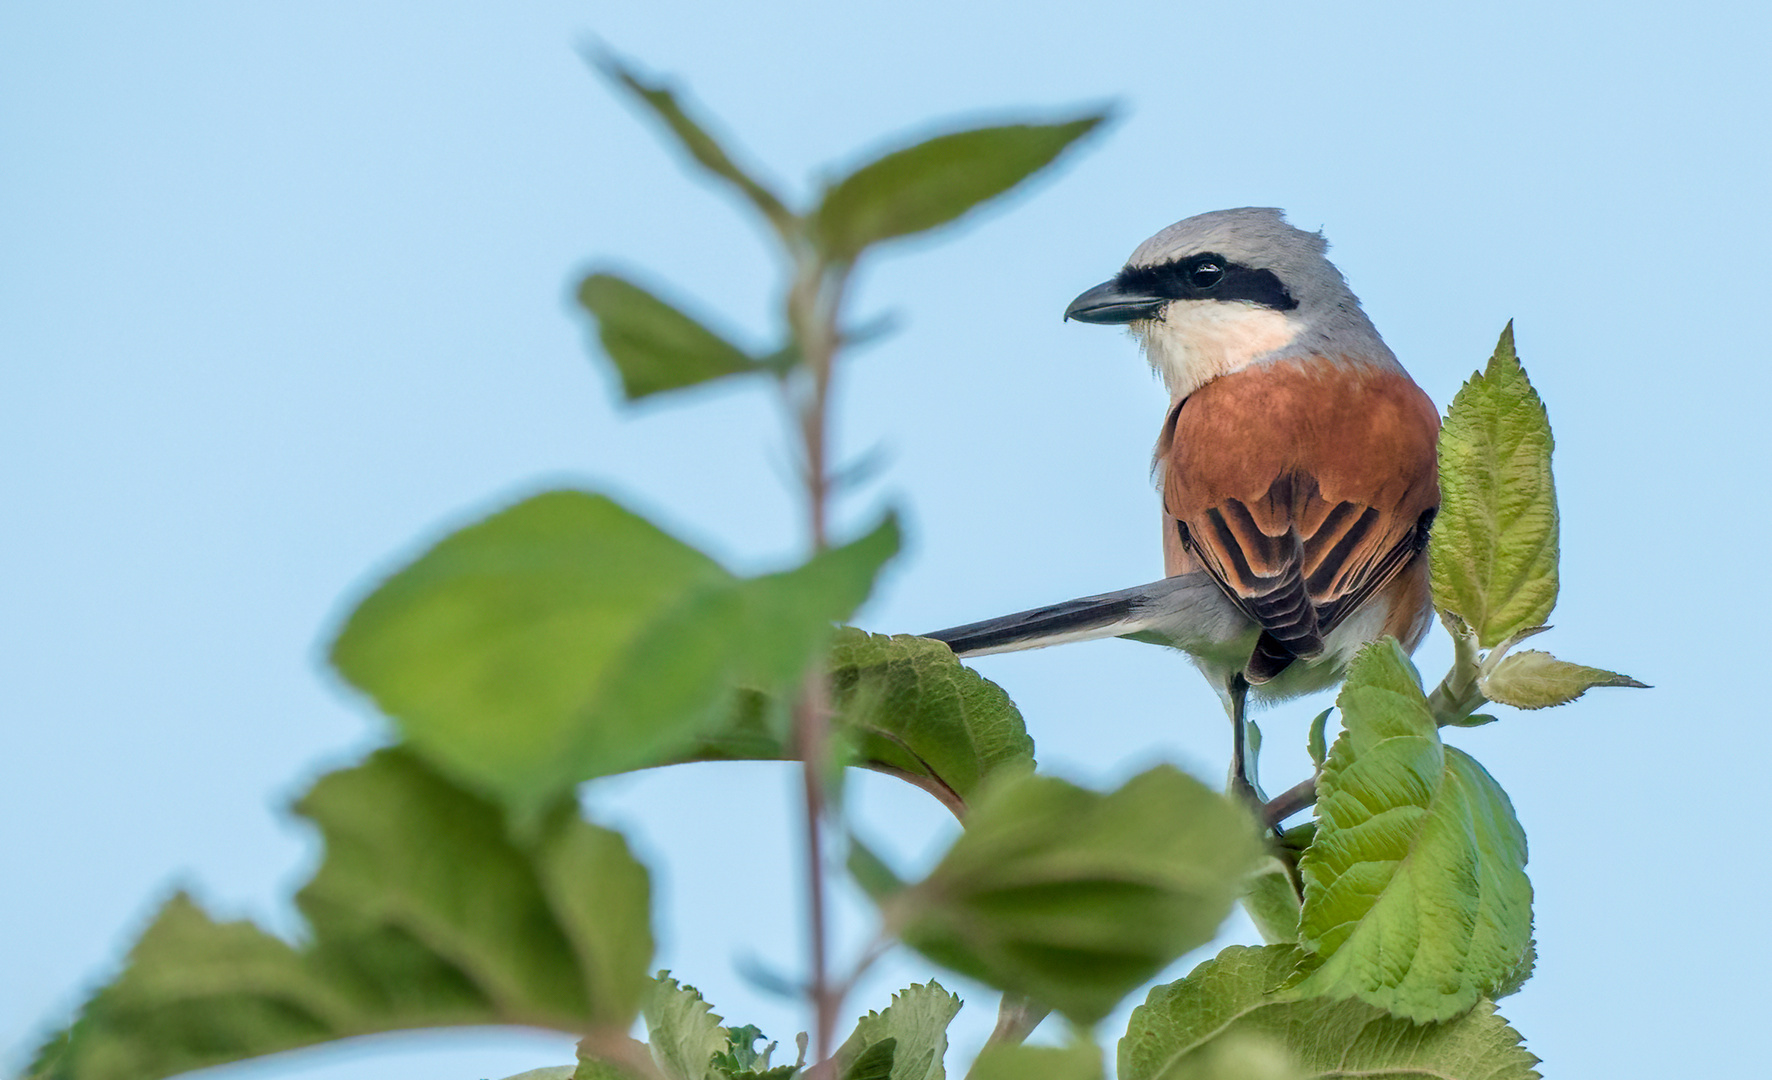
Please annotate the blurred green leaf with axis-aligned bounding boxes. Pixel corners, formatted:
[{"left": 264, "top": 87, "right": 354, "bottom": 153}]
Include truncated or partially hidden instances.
[
  {"left": 1480, "top": 649, "right": 1648, "bottom": 709},
  {"left": 332, "top": 491, "right": 725, "bottom": 813},
  {"left": 592, "top": 51, "right": 794, "bottom": 235},
  {"left": 500, "top": 1070, "right": 579, "bottom": 1080},
  {"left": 835, "top": 982, "right": 961, "bottom": 1080},
  {"left": 847, "top": 833, "right": 908, "bottom": 903},
  {"left": 1120, "top": 945, "right": 1539, "bottom": 1080},
  {"left": 577, "top": 273, "right": 762, "bottom": 401},
  {"left": 812, "top": 115, "right": 1107, "bottom": 261},
  {"left": 1430, "top": 323, "right": 1559, "bottom": 648},
  {"left": 1289, "top": 641, "right": 1534, "bottom": 1021},
  {"left": 331, "top": 492, "right": 897, "bottom": 820},
  {"left": 681, "top": 630, "right": 1035, "bottom": 814},
  {"left": 888, "top": 767, "right": 1261, "bottom": 1026},
  {"left": 31, "top": 750, "right": 652, "bottom": 1080},
  {"left": 967, "top": 1042, "right": 1102, "bottom": 1080},
  {"left": 1240, "top": 860, "right": 1301, "bottom": 947}
]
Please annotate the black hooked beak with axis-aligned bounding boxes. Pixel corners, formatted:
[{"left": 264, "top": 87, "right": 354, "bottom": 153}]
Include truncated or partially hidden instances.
[{"left": 1064, "top": 278, "right": 1166, "bottom": 324}]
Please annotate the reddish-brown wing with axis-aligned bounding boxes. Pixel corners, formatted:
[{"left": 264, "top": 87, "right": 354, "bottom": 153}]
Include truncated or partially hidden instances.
[{"left": 1157, "top": 358, "right": 1441, "bottom": 681}]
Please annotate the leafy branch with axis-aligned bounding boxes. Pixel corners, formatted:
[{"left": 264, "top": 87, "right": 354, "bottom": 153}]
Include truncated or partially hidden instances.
[{"left": 21, "top": 48, "right": 1644, "bottom": 1080}]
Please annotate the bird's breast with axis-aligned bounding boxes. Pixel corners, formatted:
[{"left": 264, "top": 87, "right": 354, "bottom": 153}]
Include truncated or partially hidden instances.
[{"left": 1135, "top": 301, "right": 1300, "bottom": 399}]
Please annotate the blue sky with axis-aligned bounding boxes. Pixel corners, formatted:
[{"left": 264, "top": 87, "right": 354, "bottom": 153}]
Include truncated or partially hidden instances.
[{"left": 6, "top": 2, "right": 1769, "bottom": 1076}]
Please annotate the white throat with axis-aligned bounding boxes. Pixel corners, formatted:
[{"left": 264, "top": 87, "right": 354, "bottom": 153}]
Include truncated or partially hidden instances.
[{"left": 1134, "top": 301, "right": 1301, "bottom": 399}]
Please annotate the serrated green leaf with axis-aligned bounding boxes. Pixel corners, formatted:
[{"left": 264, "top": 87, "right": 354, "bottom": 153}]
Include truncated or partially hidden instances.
[
  {"left": 31, "top": 750, "right": 652, "bottom": 1080},
  {"left": 576, "top": 274, "right": 761, "bottom": 401},
  {"left": 331, "top": 492, "right": 897, "bottom": 819},
  {"left": 710, "top": 1024, "right": 796, "bottom": 1080},
  {"left": 713, "top": 1024, "right": 770, "bottom": 1074},
  {"left": 1430, "top": 323, "right": 1559, "bottom": 648},
  {"left": 1480, "top": 649, "right": 1648, "bottom": 709},
  {"left": 592, "top": 51, "right": 794, "bottom": 235},
  {"left": 1119, "top": 945, "right": 1540, "bottom": 1080},
  {"left": 645, "top": 974, "right": 731, "bottom": 1080},
  {"left": 680, "top": 630, "right": 1034, "bottom": 814},
  {"left": 812, "top": 115, "right": 1107, "bottom": 261},
  {"left": 830, "top": 630, "right": 1035, "bottom": 807},
  {"left": 889, "top": 768, "right": 1261, "bottom": 1026},
  {"left": 1289, "top": 642, "right": 1533, "bottom": 1022},
  {"left": 967, "top": 1042, "right": 1102, "bottom": 1080},
  {"left": 835, "top": 982, "right": 961, "bottom": 1080}
]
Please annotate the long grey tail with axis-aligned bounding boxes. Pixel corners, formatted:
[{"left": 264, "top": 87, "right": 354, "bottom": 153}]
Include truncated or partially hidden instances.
[{"left": 923, "top": 573, "right": 1240, "bottom": 658}]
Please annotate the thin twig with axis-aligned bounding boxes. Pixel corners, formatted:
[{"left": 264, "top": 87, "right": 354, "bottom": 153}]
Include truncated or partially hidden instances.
[
  {"left": 794, "top": 681, "right": 838, "bottom": 1076},
  {"left": 1262, "top": 776, "right": 1318, "bottom": 830},
  {"left": 785, "top": 252, "right": 852, "bottom": 1078}
]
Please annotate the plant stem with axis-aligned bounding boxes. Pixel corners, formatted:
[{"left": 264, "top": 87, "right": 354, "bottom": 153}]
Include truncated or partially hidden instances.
[
  {"left": 793, "top": 682, "right": 838, "bottom": 1075},
  {"left": 785, "top": 251, "right": 850, "bottom": 1076},
  {"left": 1262, "top": 776, "right": 1318, "bottom": 830},
  {"left": 985, "top": 994, "right": 1051, "bottom": 1050}
]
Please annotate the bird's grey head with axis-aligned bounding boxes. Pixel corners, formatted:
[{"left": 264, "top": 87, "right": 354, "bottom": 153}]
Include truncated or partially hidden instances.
[{"left": 1066, "top": 208, "right": 1397, "bottom": 398}]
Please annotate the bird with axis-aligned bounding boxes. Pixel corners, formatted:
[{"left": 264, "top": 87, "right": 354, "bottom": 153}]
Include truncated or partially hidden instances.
[{"left": 924, "top": 208, "right": 1441, "bottom": 804}]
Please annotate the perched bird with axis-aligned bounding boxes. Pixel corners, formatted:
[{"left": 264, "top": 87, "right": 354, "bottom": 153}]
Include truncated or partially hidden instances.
[{"left": 925, "top": 208, "right": 1440, "bottom": 800}]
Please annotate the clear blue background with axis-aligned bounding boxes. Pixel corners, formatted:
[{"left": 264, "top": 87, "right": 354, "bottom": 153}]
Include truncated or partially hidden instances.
[{"left": 6, "top": 2, "right": 1766, "bottom": 1076}]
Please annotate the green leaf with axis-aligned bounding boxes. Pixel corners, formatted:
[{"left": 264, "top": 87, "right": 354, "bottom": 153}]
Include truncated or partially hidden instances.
[
  {"left": 967, "top": 1042, "right": 1102, "bottom": 1080},
  {"left": 332, "top": 491, "right": 725, "bottom": 812},
  {"left": 1289, "top": 642, "right": 1534, "bottom": 1022},
  {"left": 1480, "top": 649, "right": 1648, "bottom": 709},
  {"left": 591, "top": 51, "right": 794, "bottom": 235},
  {"left": 713, "top": 1023, "right": 770, "bottom": 1075},
  {"left": 32, "top": 750, "right": 652, "bottom": 1080},
  {"left": 576, "top": 273, "right": 761, "bottom": 401},
  {"left": 1304, "top": 710, "right": 1331, "bottom": 769},
  {"left": 888, "top": 767, "right": 1261, "bottom": 1026},
  {"left": 835, "top": 982, "right": 962, "bottom": 1080},
  {"left": 812, "top": 115, "right": 1107, "bottom": 261},
  {"left": 1120, "top": 945, "right": 1539, "bottom": 1080},
  {"left": 331, "top": 492, "right": 898, "bottom": 819},
  {"left": 1430, "top": 323, "right": 1559, "bottom": 648},
  {"left": 844, "top": 1039, "right": 898, "bottom": 1080},
  {"left": 831, "top": 631, "right": 1036, "bottom": 808},
  {"left": 847, "top": 833, "right": 908, "bottom": 903},
  {"left": 1240, "top": 860, "right": 1301, "bottom": 947},
  {"left": 681, "top": 630, "right": 1035, "bottom": 814},
  {"left": 574, "top": 1049, "right": 648, "bottom": 1080},
  {"left": 644, "top": 974, "right": 732, "bottom": 1080}
]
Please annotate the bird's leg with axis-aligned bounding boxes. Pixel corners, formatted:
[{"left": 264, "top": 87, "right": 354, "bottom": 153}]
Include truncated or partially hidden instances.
[{"left": 1226, "top": 673, "right": 1262, "bottom": 814}]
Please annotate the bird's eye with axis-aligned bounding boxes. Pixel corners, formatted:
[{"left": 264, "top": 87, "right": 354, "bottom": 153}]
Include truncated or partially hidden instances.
[{"left": 1186, "top": 258, "right": 1225, "bottom": 289}]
